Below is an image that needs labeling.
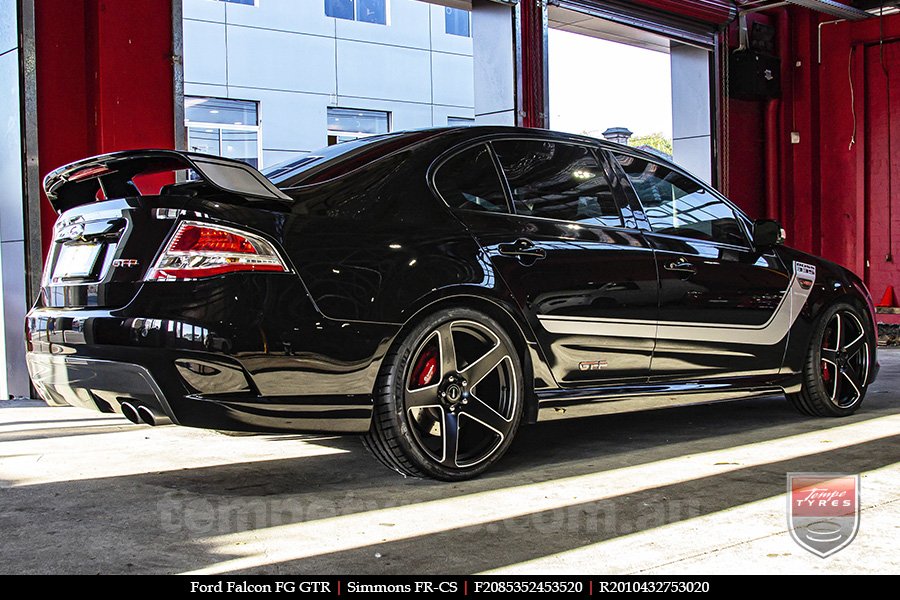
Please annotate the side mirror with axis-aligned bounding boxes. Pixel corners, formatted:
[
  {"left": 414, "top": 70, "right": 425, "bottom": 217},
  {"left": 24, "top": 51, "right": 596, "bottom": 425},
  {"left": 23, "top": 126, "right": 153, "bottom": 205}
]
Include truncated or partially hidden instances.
[{"left": 753, "top": 219, "right": 785, "bottom": 250}]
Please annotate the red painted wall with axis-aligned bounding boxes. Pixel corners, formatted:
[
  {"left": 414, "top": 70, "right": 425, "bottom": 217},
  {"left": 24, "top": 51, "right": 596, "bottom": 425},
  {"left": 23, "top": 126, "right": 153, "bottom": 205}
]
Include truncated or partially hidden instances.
[
  {"left": 632, "top": 0, "right": 735, "bottom": 25},
  {"left": 725, "top": 8, "right": 900, "bottom": 318},
  {"left": 35, "top": 0, "right": 175, "bottom": 255}
]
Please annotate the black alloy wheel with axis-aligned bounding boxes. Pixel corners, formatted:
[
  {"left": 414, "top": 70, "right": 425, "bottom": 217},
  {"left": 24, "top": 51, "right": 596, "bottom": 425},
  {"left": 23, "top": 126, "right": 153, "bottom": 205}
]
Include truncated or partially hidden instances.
[
  {"left": 788, "top": 302, "right": 873, "bottom": 417},
  {"left": 364, "top": 308, "right": 524, "bottom": 480}
]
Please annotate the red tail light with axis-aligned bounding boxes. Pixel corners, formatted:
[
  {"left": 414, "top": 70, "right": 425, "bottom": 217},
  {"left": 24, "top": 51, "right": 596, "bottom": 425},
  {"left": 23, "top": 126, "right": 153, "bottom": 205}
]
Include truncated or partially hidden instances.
[{"left": 147, "top": 221, "right": 288, "bottom": 281}]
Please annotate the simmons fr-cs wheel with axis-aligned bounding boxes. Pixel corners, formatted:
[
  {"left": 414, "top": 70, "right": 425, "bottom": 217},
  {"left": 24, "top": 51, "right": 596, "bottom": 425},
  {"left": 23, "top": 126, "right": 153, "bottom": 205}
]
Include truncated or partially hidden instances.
[
  {"left": 363, "top": 308, "right": 524, "bottom": 480},
  {"left": 788, "top": 301, "right": 874, "bottom": 417}
]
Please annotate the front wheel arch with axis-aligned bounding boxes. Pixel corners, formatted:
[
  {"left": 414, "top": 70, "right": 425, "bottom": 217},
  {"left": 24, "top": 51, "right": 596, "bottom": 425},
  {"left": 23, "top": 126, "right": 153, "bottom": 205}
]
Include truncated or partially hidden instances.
[{"left": 787, "top": 299, "right": 876, "bottom": 417}]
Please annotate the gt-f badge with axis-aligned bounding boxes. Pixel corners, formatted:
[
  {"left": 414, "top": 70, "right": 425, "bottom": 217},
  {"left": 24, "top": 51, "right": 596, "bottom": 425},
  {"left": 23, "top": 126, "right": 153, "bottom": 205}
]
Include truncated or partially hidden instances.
[
  {"left": 112, "top": 259, "right": 140, "bottom": 268},
  {"left": 579, "top": 360, "right": 608, "bottom": 371}
]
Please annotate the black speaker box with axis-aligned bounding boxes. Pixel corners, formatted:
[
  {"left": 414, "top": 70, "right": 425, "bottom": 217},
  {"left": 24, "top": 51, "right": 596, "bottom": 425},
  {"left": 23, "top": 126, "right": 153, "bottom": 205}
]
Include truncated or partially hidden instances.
[{"left": 729, "top": 51, "right": 781, "bottom": 100}]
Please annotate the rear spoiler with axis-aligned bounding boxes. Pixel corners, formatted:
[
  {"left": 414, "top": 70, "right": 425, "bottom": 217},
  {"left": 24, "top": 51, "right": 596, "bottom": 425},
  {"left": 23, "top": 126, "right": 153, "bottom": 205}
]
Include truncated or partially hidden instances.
[{"left": 43, "top": 149, "right": 291, "bottom": 213}]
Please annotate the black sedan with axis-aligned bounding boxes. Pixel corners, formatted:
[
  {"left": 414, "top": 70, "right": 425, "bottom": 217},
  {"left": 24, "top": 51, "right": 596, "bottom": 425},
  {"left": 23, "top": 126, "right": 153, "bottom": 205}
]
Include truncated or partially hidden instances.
[{"left": 26, "top": 126, "right": 878, "bottom": 480}]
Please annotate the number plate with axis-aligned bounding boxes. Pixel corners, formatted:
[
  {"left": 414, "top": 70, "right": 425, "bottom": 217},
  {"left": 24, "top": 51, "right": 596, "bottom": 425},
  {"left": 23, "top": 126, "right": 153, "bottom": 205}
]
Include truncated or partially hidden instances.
[{"left": 53, "top": 244, "right": 102, "bottom": 280}]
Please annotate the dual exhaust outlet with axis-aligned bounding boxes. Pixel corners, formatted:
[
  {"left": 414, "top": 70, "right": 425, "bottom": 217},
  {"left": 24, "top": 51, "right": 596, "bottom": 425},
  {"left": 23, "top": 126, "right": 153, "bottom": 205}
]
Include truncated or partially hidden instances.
[{"left": 120, "top": 402, "right": 171, "bottom": 427}]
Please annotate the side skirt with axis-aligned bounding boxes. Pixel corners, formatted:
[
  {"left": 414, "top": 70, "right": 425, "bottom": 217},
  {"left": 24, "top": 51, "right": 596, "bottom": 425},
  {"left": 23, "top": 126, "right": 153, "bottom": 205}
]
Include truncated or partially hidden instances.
[{"left": 535, "top": 374, "right": 801, "bottom": 422}]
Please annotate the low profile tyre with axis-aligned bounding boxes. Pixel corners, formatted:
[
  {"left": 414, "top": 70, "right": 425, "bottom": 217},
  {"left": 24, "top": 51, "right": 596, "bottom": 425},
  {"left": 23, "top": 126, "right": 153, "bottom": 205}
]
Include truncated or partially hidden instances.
[
  {"left": 363, "top": 308, "right": 524, "bottom": 480},
  {"left": 788, "top": 301, "right": 875, "bottom": 417}
]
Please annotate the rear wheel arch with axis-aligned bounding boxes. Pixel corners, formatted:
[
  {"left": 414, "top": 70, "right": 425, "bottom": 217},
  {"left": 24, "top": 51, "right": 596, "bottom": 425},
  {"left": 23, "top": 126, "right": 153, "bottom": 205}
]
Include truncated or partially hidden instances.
[
  {"left": 387, "top": 293, "right": 543, "bottom": 425},
  {"left": 365, "top": 304, "right": 526, "bottom": 479}
]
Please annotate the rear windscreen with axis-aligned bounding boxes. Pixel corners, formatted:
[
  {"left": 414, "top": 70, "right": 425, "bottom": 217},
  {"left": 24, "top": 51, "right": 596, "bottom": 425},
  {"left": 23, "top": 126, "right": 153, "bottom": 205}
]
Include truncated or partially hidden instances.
[{"left": 263, "top": 130, "right": 441, "bottom": 189}]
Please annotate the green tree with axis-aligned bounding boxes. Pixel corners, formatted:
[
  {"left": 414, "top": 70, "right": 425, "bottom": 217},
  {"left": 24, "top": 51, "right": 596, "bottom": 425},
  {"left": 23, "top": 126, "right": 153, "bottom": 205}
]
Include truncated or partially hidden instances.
[{"left": 628, "top": 132, "right": 673, "bottom": 157}]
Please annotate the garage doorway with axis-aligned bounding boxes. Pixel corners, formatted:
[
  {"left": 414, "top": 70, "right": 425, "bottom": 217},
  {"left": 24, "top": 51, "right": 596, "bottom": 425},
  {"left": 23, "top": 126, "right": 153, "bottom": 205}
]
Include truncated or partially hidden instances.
[{"left": 548, "top": 5, "right": 714, "bottom": 183}]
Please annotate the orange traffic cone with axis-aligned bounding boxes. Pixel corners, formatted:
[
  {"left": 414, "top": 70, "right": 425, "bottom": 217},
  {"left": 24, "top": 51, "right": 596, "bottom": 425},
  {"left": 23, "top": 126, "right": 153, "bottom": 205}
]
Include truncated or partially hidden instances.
[{"left": 878, "top": 285, "right": 898, "bottom": 307}]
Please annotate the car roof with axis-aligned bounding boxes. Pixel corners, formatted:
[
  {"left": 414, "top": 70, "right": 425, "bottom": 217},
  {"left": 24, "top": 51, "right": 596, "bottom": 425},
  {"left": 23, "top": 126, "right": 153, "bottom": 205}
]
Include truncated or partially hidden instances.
[
  {"left": 266, "top": 125, "right": 685, "bottom": 190},
  {"left": 395, "top": 125, "right": 681, "bottom": 171}
]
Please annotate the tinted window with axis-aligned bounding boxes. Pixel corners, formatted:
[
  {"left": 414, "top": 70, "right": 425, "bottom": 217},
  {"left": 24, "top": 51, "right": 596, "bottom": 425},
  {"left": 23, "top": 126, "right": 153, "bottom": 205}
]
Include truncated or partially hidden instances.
[
  {"left": 614, "top": 154, "right": 746, "bottom": 246},
  {"left": 445, "top": 7, "right": 470, "bottom": 37},
  {"left": 356, "top": 0, "right": 386, "bottom": 24},
  {"left": 325, "top": 0, "right": 354, "bottom": 20},
  {"left": 434, "top": 144, "right": 508, "bottom": 213},
  {"left": 492, "top": 140, "right": 622, "bottom": 227}
]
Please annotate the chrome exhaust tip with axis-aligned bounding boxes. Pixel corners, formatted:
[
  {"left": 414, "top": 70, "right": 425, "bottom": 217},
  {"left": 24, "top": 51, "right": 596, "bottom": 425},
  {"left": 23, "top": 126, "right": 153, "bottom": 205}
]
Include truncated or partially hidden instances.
[
  {"left": 136, "top": 405, "right": 172, "bottom": 427},
  {"left": 120, "top": 402, "right": 141, "bottom": 425}
]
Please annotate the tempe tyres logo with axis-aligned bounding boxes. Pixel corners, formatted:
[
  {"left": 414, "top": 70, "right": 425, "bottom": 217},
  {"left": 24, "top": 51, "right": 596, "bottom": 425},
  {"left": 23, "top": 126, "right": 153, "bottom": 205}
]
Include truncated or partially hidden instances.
[{"left": 787, "top": 473, "right": 860, "bottom": 558}]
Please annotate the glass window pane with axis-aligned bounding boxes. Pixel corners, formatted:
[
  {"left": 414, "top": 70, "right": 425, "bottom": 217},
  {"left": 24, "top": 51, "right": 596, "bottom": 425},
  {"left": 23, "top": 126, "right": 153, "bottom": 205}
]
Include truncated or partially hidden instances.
[
  {"left": 493, "top": 140, "right": 622, "bottom": 227},
  {"left": 222, "top": 0, "right": 255, "bottom": 5},
  {"left": 356, "top": 0, "right": 386, "bottom": 24},
  {"left": 614, "top": 154, "right": 746, "bottom": 245},
  {"left": 187, "top": 127, "right": 220, "bottom": 156},
  {"left": 434, "top": 144, "right": 508, "bottom": 213},
  {"left": 327, "top": 107, "right": 389, "bottom": 136},
  {"left": 445, "top": 7, "right": 470, "bottom": 37},
  {"left": 325, "top": 0, "right": 354, "bottom": 20},
  {"left": 221, "top": 129, "right": 259, "bottom": 168},
  {"left": 448, "top": 116, "right": 475, "bottom": 127},
  {"left": 185, "top": 97, "right": 257, "bottom": 126}
]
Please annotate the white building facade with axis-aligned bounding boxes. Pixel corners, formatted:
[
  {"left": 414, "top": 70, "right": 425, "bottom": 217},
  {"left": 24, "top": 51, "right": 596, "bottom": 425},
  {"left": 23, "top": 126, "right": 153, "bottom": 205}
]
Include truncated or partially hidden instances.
[{"left": 182, "top": 0, "right": 476, "bottom": 169}]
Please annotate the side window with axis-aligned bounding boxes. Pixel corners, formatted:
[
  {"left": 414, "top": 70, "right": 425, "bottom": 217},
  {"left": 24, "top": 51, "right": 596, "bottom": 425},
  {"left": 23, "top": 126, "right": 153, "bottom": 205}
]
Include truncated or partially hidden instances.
[
  {"left": 492, "top": 140, "right": 623, "bottom": 227},
  {"left": 433, "top": 144, "right": 509, "bottom": 213},
  {"left": 614, "top": 153, "right": 747, "bottom": 246}
]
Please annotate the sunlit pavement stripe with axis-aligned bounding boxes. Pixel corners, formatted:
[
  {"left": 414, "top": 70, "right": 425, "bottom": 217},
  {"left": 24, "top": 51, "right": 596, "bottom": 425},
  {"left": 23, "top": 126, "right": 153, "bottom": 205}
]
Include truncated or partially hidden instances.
[
  {"left": 483, "top": 463, "right": 900, "bottom": 575},
  {"left": 183, "top": 414, "right": 900, "bottom": 575},
  {"left": 0, "top": 408, "right": 348, "bottom": 488},
  {"left": 0, "top": 418, "right": 129, "bottom": 433}
]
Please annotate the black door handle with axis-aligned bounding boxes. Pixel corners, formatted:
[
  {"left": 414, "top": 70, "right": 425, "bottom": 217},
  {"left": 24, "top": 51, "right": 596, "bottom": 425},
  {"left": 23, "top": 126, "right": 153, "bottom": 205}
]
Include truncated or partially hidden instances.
[
  {"left": 664, "top": 258, "right": 697, "bottom": 274},
  {"left": 498, "top": 238, "right": 547, "bottom": 264}
]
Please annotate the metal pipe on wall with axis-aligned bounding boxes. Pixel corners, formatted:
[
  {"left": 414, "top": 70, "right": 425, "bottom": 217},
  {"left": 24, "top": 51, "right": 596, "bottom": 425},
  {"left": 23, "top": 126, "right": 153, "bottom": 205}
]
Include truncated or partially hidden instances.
[
  {"left": 765, "top": 7, "right": 791, "bottom": 222},
  {"left": 765, "top": 97, "right": 781, "bottom": 219}
]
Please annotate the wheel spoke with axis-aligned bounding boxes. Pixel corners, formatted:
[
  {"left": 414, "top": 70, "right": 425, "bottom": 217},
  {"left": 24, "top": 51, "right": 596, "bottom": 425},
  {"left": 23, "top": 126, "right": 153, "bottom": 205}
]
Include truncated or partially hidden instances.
[
  {"left": 405, "top": 385, "right": 440, "bottom": 409},
  {"left": 833, "top": 313, "right": 843, "bottom": 350},
  {"left": 820, "top": 347, "right": 838, "bottom": 364},
  {"left": 436, "top": 323, "right": 457, "bottom": 379},
  {"left": 460, "top": 396, "right": 511, "bottom": 437},
  {"left": 843, "top": 331, "right": 866, "bottom": 358},
  {"left": 440, "top": 410, "right": 460, "bottom": 467},
  {"left": 841, "top": 364, "right": 863, "bottom": 402},
  {"left": 460, "top": 343, "right": 509, "bottom": 387},
  {"left": 830, "top": 366, "right": 842, "bottom": 402}
]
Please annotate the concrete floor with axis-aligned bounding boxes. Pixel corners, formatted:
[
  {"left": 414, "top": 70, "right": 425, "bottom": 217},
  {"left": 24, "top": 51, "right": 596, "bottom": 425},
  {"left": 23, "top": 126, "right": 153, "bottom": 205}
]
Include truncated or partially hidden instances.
[{"left": 1, "top": 352, "right": 898, "bottom": 575}]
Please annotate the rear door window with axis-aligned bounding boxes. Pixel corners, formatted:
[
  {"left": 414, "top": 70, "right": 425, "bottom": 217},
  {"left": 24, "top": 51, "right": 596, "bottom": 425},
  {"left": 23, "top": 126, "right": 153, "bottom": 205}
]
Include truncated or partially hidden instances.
[
  {"left": 433, "top": 143, "right": 509, "bottom": 213},
  {"left": 491, "top": 140, "right": 623, "bottom": 228}
]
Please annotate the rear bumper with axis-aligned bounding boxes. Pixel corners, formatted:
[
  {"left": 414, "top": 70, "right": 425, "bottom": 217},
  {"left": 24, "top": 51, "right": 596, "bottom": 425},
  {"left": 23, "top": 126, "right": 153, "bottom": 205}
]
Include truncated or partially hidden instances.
[
  {"left": 25, "top": 278, "right": 399, "bottom": 433},
  {"left": 27, "top": 353, "right": 176, "bottom": 422},
  {"left": 26, "top": 351, "right": 374, "bottom": 433}
]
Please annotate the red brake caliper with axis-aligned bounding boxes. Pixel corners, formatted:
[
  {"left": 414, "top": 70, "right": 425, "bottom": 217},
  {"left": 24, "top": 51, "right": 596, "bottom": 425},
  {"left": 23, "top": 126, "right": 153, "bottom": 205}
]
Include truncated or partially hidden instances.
[{"left": 411, "top": 345, "right": 439, "bottom": 388}]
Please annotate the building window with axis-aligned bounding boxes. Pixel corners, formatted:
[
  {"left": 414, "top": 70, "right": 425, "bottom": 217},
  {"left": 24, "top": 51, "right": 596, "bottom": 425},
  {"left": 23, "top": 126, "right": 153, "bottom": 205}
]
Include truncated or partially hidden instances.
[
  {"left": 327, "top": 107, "right": 390, "bottom": 145},
  {"left": 325, "top": 0, "right": 387, "bottom": 25},
  {"left": 448, "top": 116, "right": 475, "bottom": 127},
  {"left": 186, "top": 97, "right": 261, "bottom": 168},
  {"left": 219, "top": 0, "right": 256, "bottom": 5},
  {"left": 445, "top": 7, "right": 470, "bottom": 37}
]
